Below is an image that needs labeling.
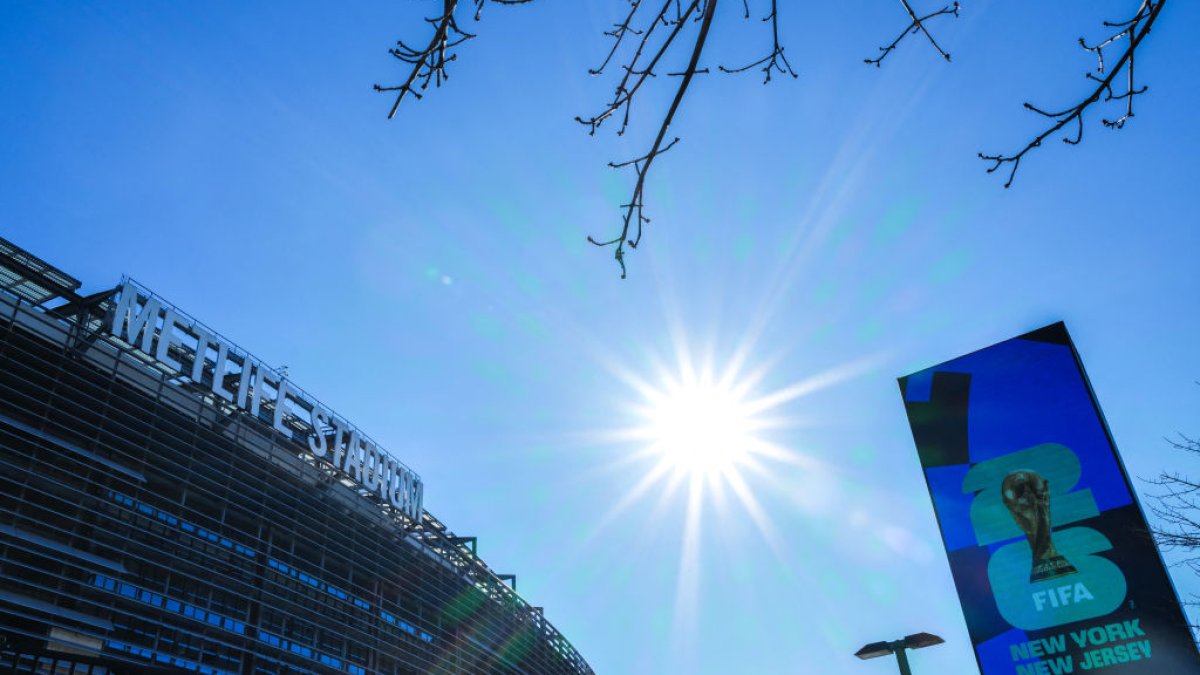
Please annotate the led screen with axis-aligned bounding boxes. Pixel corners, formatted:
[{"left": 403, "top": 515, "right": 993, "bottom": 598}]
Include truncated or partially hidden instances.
[{"left": 899, "top": 322, "right": 1199, "bottom": 674}]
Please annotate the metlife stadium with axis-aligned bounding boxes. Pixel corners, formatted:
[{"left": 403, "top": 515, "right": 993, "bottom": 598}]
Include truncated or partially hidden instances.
[{"left": 0, "top": 238, "right": 593, "bottom": 675}]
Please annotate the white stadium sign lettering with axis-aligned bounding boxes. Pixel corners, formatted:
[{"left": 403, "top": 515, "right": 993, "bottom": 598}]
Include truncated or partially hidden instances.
[{"left": 108, "top": 280, "right": 423, "bottom": 521}]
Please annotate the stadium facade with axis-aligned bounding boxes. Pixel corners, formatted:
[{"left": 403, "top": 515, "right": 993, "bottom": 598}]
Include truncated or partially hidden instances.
[{"left": 0, "top": 238, "right": 593, "bottom": 675}]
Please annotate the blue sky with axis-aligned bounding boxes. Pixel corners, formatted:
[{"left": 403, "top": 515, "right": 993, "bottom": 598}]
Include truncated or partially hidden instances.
[{"left": 2, "top": 1, "right": 1199, "bottom": 673}]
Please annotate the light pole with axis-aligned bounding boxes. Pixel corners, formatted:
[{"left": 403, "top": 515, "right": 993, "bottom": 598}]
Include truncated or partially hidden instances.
[{"left": 854, "top": 632, "right": 944, "bottom": 675}]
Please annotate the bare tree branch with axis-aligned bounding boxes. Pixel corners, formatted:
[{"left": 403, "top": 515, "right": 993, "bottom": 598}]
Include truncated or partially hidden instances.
[
  {"left": 378, "top": 0, "right": 793, "bottom": 278},
  {"left": 864, "top": 1, "right": 960, "bottom": 68},
  {"left": 979, "top": 0, "right": 1165, "bottom": 188},
  {"left": 474, "top": 0, "right": 535, "bottom": 19},
  {"left": 575, "top": 1, "right": 685, "bottom": 138},
  {"left": 373, "top": 0, "right": 534, "bottom": 118},
  {"left": 583, "top": 0, "right": 811, "bottom": 276},
  {"left": 589, "top": 0, "right": 645, "bottom": 77},
  {"left": 719, "top": 0, "right": 798, "bottom": 84},
  {"left": 374, "top": 0, "right": 464, "bottom": 118},
  {"left": 585, "top": 0, "right": 718, "bottom": 278},
  {"left": 372, "top": 1, "right": 1170, "bottom": 278},
  {"left": 1149, "top": 427, "right": 1200, "bottom": 638}
]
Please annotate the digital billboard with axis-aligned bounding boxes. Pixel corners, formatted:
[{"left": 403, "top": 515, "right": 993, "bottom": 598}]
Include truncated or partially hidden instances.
[{"left": 899, "top": 322, "right": 1200, "bottom": 674}]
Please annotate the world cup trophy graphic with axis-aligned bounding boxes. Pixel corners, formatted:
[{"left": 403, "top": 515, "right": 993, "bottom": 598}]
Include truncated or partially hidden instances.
[{"left": 1001, "top": 470, "right": 1078, "bottom": 583}]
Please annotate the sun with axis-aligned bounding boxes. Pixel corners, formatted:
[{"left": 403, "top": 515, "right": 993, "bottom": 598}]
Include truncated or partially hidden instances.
[
  {"left": 568, "top": 266, "right": 889, "bottom": 663},
  {"left": 645, "top": 377, "right": 755, "bottom": 475},
  {"left": 582, "top": 338, "right": 880, "bottom": 658}
]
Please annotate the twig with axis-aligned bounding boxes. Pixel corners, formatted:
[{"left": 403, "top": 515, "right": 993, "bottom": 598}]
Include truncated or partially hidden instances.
[
  {"left": 576, "top": 1, "right": 683, "bottom": 137},
  {"left": 374, "top": 0, "right": 533, "bottom": 118},
  {"left": 375, "top": 0, "right": 463, "bottom": 118},
  {"left": 720, "top": 0, "right": 798, "bottom": 83},
  {"left": 979, "top": 0, "right": 1164, "bottom": 188},
  {"left": 865, "top": 1, "right": 960, "bottom": 68},
  {"left": 585, "top": 0, "right": 718, "bottom": 278},
  {"left": 590, "top": 0, "right": 645, "bottom": 76}
]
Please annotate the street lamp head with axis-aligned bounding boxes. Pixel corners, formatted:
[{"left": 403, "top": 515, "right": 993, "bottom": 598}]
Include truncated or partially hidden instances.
[
  {"left": 903, "top": 632, "right": 945, "bottom": 650},
  {"left": 854, "top": 641, "right": 895, "bottom": 660},
  {"left": 856, "top": 632, "right": 944, "bottom": 674}
]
